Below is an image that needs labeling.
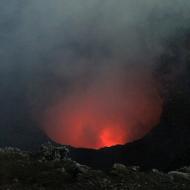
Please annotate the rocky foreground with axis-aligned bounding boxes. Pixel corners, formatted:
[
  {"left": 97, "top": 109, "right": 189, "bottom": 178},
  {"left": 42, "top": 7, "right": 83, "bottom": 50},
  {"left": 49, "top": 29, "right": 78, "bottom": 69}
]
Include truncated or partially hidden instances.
[{"left": 0, "top": 143, "right": 190, "bottom": 190}]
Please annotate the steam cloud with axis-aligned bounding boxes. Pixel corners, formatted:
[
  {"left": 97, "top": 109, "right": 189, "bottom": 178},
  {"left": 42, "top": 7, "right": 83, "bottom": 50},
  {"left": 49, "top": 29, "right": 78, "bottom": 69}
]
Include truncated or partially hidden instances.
[{"left": 0, "top": 0, "right": 190, "bottom": 148}]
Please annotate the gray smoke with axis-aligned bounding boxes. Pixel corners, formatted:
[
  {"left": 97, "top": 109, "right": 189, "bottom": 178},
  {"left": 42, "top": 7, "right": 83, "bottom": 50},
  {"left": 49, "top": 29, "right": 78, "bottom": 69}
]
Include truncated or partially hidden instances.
[{"left": 0, "top": 0, "right": 190, "bottom": 148}]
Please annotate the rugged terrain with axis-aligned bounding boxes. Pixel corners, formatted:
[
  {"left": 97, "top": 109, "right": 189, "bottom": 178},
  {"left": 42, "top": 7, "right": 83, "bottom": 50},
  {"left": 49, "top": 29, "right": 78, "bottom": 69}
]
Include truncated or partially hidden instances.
[{"left": 0, "top": 144, "right": 190, "bottom": 190}]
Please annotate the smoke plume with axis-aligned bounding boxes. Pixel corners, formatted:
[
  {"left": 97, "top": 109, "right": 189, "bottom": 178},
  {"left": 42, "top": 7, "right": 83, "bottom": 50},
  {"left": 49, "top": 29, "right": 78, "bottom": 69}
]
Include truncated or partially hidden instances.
[{"left": 0, "top": 0, "right": 190, "bottom": 148}]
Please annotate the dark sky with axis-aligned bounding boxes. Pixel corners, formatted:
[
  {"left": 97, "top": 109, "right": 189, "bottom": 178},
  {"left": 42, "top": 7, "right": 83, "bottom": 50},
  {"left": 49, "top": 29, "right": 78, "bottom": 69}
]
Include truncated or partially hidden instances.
[{"left": 0, "top": 0, "right": 190, "bottom": 149}]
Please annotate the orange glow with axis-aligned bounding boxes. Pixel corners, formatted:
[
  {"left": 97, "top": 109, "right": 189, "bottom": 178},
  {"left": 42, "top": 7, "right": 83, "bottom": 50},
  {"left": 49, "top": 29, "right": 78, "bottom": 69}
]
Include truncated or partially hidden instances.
[
  {"left": 44, "top": 101, "right": 129, "bottom": 148},
  {"left": 43, "top": 68, "right": 163, "bottom": 149},
  {"left": 100, "top": 125, "right": 127, "bottom": 147}
]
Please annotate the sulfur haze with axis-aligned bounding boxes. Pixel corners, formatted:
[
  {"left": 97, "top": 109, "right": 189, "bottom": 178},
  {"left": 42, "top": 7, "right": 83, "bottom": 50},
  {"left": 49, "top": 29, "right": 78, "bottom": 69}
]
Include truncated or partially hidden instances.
[{"left": 0, "top": 0, "right": 190, "bottom": 148}]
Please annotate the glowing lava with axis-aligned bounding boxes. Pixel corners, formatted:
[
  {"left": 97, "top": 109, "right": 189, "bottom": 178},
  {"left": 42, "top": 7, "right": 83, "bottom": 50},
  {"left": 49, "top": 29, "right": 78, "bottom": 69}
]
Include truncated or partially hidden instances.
[
  {"left": 44, "top": 98, "right": 129, "bottom": 148},
  {"left": 43, "top": 68, "right": 163, "bottom": 149},
  {"left": 100, "top": 125, "right": 128, "bottom": 147}
]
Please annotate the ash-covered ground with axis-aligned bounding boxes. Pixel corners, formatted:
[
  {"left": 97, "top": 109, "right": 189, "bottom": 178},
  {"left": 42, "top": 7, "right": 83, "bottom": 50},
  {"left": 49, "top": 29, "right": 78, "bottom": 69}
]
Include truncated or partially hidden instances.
[{"left": 0, "top": 143, "right": 190, "bottom": 190}]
